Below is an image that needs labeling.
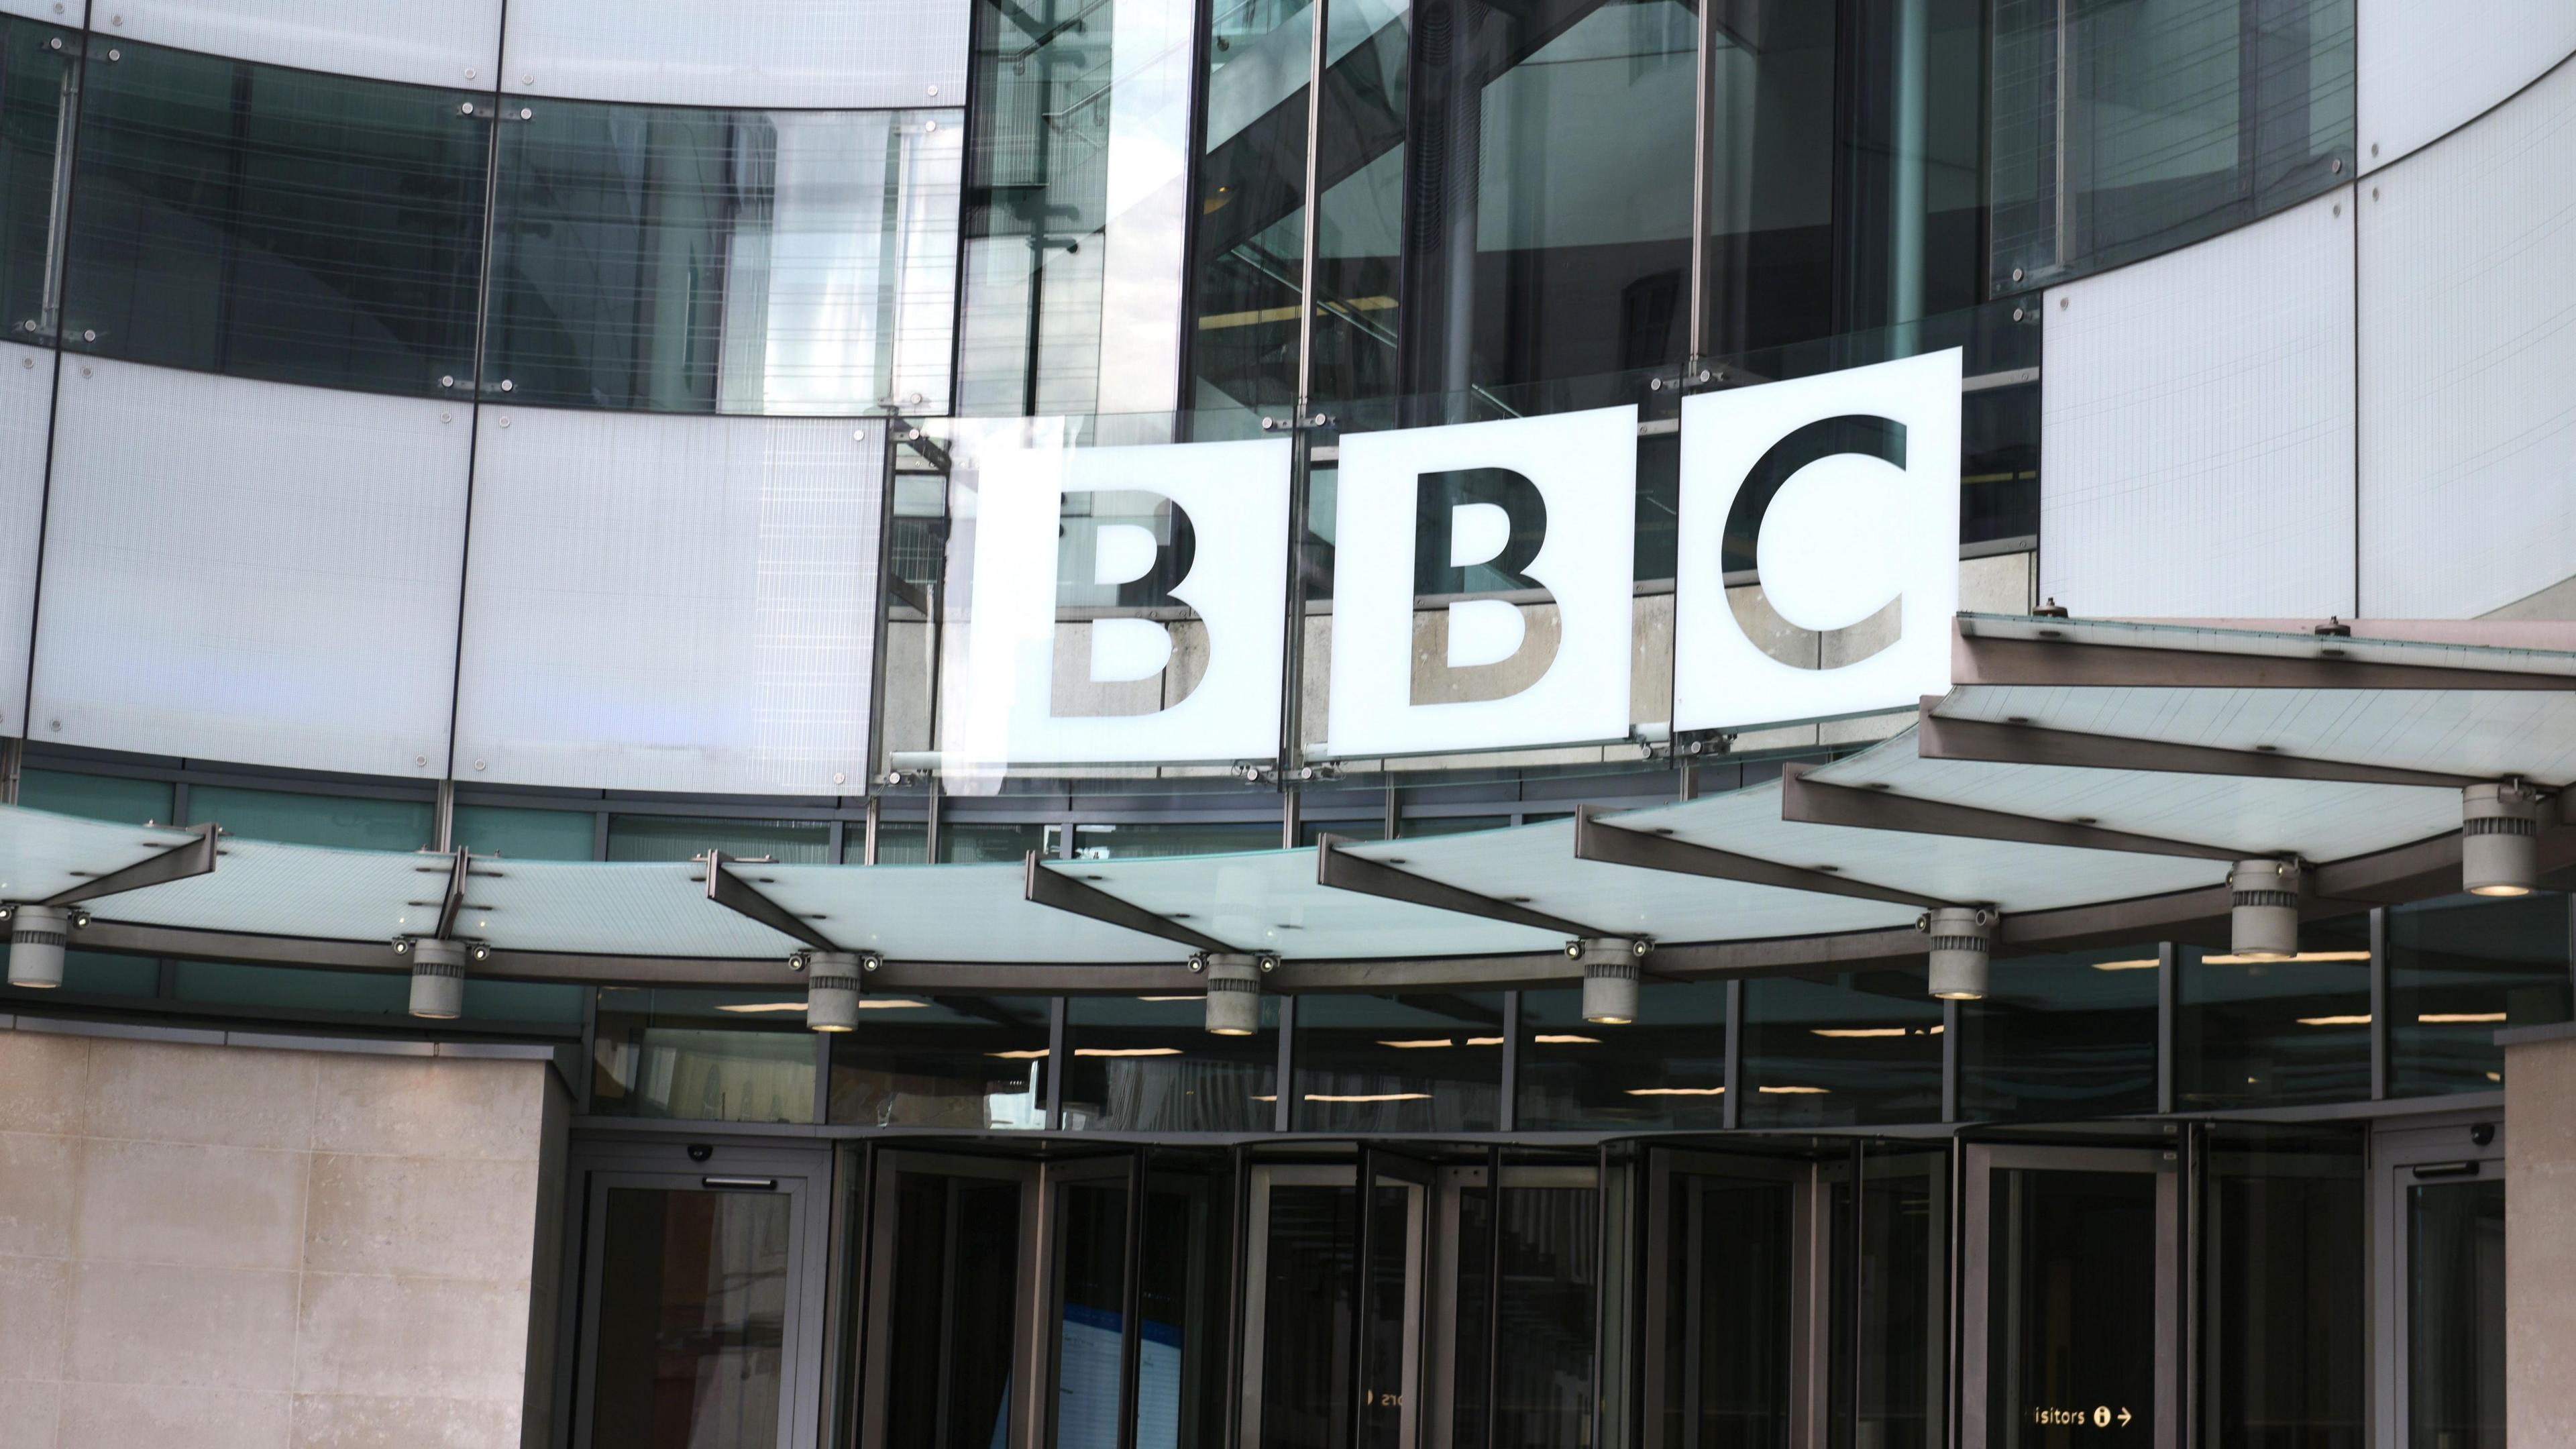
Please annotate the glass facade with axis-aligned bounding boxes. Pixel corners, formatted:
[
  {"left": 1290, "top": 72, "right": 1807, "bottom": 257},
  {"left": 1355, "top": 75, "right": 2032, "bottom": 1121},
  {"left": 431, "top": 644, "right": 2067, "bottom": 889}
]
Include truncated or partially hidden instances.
[
  {"left": 1960, "top": 944, "right": 2160, "bottom": 1121},
  {"left": 594, "top": 985, "right": 819, "bottom": 1124},
  {"left": 2389, "top": 892, "right": 2572, "bottom": 1095},
  {"left": 2176, "top": 913, "right": 2373, "bottom": 1110},
  {"left": 1517, "top": 979, "right": 1726, "bottom": 1130},
  {"left": 63, "top": 41, "right": 488, "bottom": 394},
  {"left": 487, "top": 99, "right": 961, "bottom": 415},
  {"left": 1991, "top": 0, "right": 2355, "bottom": 288},
  {"left": 1292, "top": 990, "right": 1505, "bottom": 1131},
  {"left": 1739, "top": 971, "right": 1943, "bottom": 1128},
  {"left": 1061, "top": 992, "right": 1277, "bottom": 1132},
  {"left": 825, "top": 994, "right": 1053, "bottom": 1128},
  {"left": 0, "top": 16, "right": 73, "bottom": 341}
]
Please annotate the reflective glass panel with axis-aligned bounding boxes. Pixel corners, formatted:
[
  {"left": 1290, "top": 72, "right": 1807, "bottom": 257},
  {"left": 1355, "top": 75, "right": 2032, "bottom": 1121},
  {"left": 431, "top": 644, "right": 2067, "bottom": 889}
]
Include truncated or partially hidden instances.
[
  {"left": 0, "top": 17, "right": 73, "bottom": 339},
  {"left": 825, "top": 994, "right": 1053, "bottom": 1128},
  {"left": 1071, "top": 821, "right": 1282, "bottom": 858},
  {"left": 862, "top": 819, "right": 928, "bottom": 863},
  {"left": 588, "top": 1186, "right": 790, "bottom": 1448},
  {"left": 64, "top": 40, "right": 487, "bottom": 394},
  {"left": 2176, "top": 914, "right": 2372, "bottom": 1109},
  {"left": 2389, "top": 893, "right": 2571, "bottom": 1096},
  {"left": 452, "top": 803, "right": 596, "bottom": 860},
  {"left": 883, "top": 1167, "right": 1026, "bottom": 1448},
  {"left": 1258, "top": 1181, "right": 1356, "bottom": 1446},
  {"left": 1187, "top": 0, "right": 1315, "bottom": 416},
  {"left": 2198, "top": 1124, "right": 2364, "bottom": 1448},
  {"left": 1050, "top": 1171, "right": 1131, "bottom": 1446},
  {"left": 1959, "top": 945, "right": 2160, "bottom": 1121},
  {"left": 1517, "top": 980, "right": 1727, "bottom": 1129},
  {"left": 185, "top": 785, "right": 433, "bottom": 851},
  {"left": 1141, "top": 1148, "right": 1240, "bottom": 1448},
  {"left": 488, "top": 99, "right": 961, "bottom": 415},
  {"left": 17, "top": 767, "right": 174, "bottom": 825},
  {"left": 1292, "top": 991, "right": 1505, "bottom": 1130},
  {"left": 2408, "top": 1177, "right": 2504, "bottom": 1449},
  {"left": 1656, "top": 1155, "right": 1795, "bottom": 1448},
  {"left": 1984, "top": 1168, "right": 2161, "bottom": 1446},
  {"left": 1831, "top": 1144, "right": 1947, "bottom": 1449},
  {"left": 1062, "top": 993, "right": 1278, "bottom": 1132},
  {"left": 1739, "top": 971, "right": 1942, "bottom": 1128},
  {"left": 1699, "top": 1, "right": 1835, "bottom": 359},
  {"left": 957, "top": 0, "right": 1196, "bottom": 416},
  {"left": 1991, "top": 0, "right": 2355, "bottom": 288},
  {"left": 943, "top": 820, "right": 1051, "bottom": 863},
  {"left": 605, "top": 815, "right": 831, "bottom": 864},
  {"left": 1452, "top": 1179, "right": 1599, "bottom": 1446},
  {"left": 593, "top": 985, "right": 818, "bottom": 1124}
]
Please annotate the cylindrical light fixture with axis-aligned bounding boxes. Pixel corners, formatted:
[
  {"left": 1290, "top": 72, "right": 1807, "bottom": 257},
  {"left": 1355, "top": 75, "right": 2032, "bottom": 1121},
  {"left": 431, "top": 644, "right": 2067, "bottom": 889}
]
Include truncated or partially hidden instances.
[
  {"left": 407, "top": 937, "right": 466, "bottom": 1020},
  {"left": 1570, "top": 937, "right": 1648, "bottom": 1024},
  {"left": 1919, "top": 906, "right": 1996, "bottom": 1000},
  {"left": 805, "top": 951, "right": 865, "bottom": 1033},
  {"left": 2463, "top": 782, "right": 2541, "bottom": 897},
  {"left": 1197, "top": 952, "right": 1265, "bottom": 1036},
  {"left": 5, "top": 904, "right": 69, "bottom": 989},
  {"left": 2229, "top": 859, "right": 2301, "bottom": 960}
]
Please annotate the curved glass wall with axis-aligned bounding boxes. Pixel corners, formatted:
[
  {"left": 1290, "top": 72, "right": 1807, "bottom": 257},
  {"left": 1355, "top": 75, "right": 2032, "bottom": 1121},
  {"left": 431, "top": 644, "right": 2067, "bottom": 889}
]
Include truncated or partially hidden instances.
[
  {"left": 62, "top": 40, "right": 488, "bottom": 394},
  {"left": 1990, "top": 0, "right": 2356, "bottom": 290},
  {"left": 0, "top": 17, "right": 74, "bottom": 342},
  {"left": 486, "top": 99, "right": 962, "bottom": 414}
]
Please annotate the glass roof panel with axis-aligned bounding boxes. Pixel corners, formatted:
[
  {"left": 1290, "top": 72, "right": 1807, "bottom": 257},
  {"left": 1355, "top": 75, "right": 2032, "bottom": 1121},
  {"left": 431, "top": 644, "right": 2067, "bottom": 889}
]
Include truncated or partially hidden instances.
[
  {"left": 757, "top": 861, "right": 1179, "bottom": 963},
  {"left": 0, "top": 806, "right": 199, "bottom": 904},
  {"left": 1042, "top": 848, "right": 1566, "bottom": 959},
  {"left": 105, "top": 839, "right": 436, "bottom": 942}
]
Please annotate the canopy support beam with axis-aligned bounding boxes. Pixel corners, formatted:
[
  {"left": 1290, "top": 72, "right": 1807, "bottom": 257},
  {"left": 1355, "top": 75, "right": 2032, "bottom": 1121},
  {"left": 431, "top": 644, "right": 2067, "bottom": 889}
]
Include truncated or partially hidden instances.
[
  {"left": 1916, "top": 701, "right": 2486, "bottom": 789},
  {"left": 1316, "top": 833, "right": 1607, "bottom": 938},
  {"left": 44, "top": 822, "right": 219, "bottom": 907},
  {"left": 704, "top": 851, "right": 843, "bottom": 954},
  {"left": 1780, "top": 761, "right": 2249, "bottom": 861},
  {"left": 1024, "top": 853, "right": 1238, "bottom": 955},
  {"left": 1953, "top": 629, "right": 2576, "bottom": 692},
  {"left": 1571, "top": 805, "right": 1945, "bottom": 910}
]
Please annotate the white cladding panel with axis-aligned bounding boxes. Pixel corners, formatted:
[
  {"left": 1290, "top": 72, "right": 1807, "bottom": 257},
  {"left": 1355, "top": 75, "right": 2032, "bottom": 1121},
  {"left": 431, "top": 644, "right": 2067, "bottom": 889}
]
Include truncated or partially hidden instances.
[
  {"left": 2357, "top": 1, "right": 2576, "bottom": 172},
  {"left": 2041, "top": 188, "right": 2356, "bottom": 619},
  {"left": 454, "top": 408, "right": 882, "bottom": 796},
  {"left": 30, "top": 361, "right": 466, "bottom": 776},
  {"left": 111, "top": 0, "right": 502, "bottom": 89},
  {"left": 2358, "top": 57, "right": 2576, "bottom": 619},
  {"left": 0, "top": 344, "right": 49, "bottom": 734},
  {"left": 498, "top": 0, "right": 970, "bottom": 109}
]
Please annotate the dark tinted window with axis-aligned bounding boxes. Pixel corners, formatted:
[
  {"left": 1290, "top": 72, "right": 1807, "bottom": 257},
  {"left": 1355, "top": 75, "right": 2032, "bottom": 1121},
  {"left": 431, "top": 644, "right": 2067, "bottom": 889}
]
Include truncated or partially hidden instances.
[
  {"left": 0, "top": 17, "right": 74, "bottom": 340},
  {"left": 64, "top": 41, "right": 487, "bottom": 394}
]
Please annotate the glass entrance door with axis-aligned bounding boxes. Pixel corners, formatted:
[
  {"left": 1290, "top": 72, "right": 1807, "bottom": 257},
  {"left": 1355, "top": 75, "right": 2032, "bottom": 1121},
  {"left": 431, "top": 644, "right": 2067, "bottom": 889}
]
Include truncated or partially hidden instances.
[
  {"left": 1963, "top": 1144, "right": 2178, "bottom": 1449},
  {"left": 568, "top": 1141, "right": 833, "bottom": 1449},
  {"left": 1640, "top": 1148, "right": 1811, "bottom": 1449},
  {"left": 1240, "top": 1160, "right": 1430, "bottom": 1449},
  {"left": 856, "top": 1150, "right": 1042, "bottom": 1449},
  {"left": 2373, "top": 1118, "right": 2508, "bottom": 1449}
]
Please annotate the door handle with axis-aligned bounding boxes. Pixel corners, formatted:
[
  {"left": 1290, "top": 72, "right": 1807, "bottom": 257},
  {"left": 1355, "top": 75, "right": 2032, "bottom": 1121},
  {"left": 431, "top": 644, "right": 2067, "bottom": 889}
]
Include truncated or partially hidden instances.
[
  {"left": 702, "top": 1176, "right": 780, "bottom": 1190},
  {"left": 2409, "top": 1161, "right": 2480, "bottom": 1180}
]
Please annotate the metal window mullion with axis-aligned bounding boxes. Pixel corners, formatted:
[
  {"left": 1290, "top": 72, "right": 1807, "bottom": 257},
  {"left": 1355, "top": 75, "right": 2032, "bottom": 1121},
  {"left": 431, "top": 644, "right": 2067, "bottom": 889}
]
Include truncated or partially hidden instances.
[
  {"left": 1941, "top": 996, "right": 1961, "bottom": 1122},
  {"left": 1273, "top": 993, "right": 1295, "bottom": 1133},
  {"left": 1483, "top": 1140, "right": 1505, "bottom": 1449},
  {"left": 1116, "top": 1147, "right": 1148, "bottom": 1449},
  {"left": 812, "top": 1015, "right": 833, "bottom": 1126},
  {"left": 2370, "top": 906, "right": 2388, "bottom": 1101},
  {"left": 1684, "top": 0, "right": 1715, "bottom": 365},
  {"left": 1046, "top": 994, "right": 1068, "bottom": 1129},
  {"left": 2157, "top": 940, "right": 2177, "bottom": 1115},
  {"left": 1291, "top": 0, "right": 1331, "bottom": 413},
  {"left": 1722, "top": 977, "right": 1743, "bottom": 1130},
  {"left": 1497, "top": 989, "right": 1519, "bottom": 1132}
]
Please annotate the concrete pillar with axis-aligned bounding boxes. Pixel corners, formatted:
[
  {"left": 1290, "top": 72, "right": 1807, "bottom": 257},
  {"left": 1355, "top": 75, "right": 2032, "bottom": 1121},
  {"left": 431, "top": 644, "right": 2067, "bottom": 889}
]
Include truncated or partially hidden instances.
[{"left": 2503, "top": 1023, "right": 2576, "bottom": 1444}]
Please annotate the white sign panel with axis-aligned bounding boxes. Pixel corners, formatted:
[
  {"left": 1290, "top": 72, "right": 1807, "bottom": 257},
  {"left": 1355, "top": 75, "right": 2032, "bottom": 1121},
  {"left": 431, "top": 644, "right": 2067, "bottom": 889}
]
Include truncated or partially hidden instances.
[
  {"left": 1326, "top": 406, "right": 1638, "bottom": 756},
  {"left": 947, "top": 433, "right": 1292, "bottom": 769},
  {"left": 1672, "top": 348, "right": 1962, "bottom": 731}
]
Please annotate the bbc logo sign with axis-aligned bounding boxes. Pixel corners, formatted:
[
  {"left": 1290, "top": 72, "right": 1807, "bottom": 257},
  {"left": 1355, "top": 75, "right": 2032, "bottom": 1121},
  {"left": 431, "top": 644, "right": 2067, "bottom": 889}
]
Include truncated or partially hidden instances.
[{"left": 944, "top": 350, "right": 1961, "bottom": 769}]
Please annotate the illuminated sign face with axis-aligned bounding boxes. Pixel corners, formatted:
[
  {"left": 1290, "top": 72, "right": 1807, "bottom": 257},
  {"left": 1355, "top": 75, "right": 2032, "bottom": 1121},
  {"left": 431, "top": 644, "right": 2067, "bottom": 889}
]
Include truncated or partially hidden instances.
[
  {"left": 1326, "top": 407, "right": 1639, "bottom": 757},
  {"left": 941, "top": 351, "right": 1960, "bottom": 771},
  {"left": 1671, "top": 349, "right": 1963, "bottom": 732},
  {"left": 944, "top": 435, "right": 1293, "bottom": 769}
]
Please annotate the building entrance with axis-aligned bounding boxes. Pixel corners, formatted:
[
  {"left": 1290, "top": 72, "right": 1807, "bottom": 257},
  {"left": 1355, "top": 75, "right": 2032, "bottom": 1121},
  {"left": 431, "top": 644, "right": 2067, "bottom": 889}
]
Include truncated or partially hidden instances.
[{"left": 1962, "top": 1144, "right": 2178, "bottom": 1449}]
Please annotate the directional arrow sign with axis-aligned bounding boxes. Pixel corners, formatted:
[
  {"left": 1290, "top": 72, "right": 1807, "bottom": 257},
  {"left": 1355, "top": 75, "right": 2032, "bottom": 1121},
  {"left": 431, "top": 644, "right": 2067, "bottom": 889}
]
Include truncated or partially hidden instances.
[{"left": 2118, "top": 1407, "right": 2133, "bottom": 1428}]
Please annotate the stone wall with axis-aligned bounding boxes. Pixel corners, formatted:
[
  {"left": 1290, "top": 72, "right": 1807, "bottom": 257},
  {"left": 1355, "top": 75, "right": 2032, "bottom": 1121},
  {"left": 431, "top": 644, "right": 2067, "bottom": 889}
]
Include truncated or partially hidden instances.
[
  {"left": 2505, "top": 1026, "right": 2576, "bottom": 1446},
  {"left": 0, "top": 1023, "right": 569, "bottom": 1448}
]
